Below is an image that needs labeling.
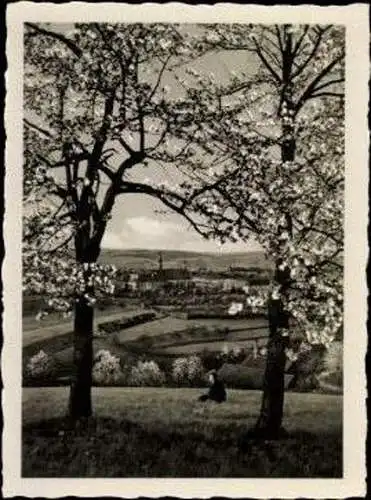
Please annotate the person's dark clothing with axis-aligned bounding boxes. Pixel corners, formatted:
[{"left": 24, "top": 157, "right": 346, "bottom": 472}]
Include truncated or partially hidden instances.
[{"left": 198, "top": 378, "right": 226, "bottom": 403}]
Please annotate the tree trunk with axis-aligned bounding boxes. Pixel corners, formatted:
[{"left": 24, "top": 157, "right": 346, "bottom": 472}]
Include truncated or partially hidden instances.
[
  {"left": 255, "top": 293, "right": 289, "bottom": 437},
  {"left": 253, "top": 31, "right": 295, "bottom": 437},
  {"left": 68, "top": 179, "right": 101, "bottom": 420},
  {"left": 68, "top": 296, "right": 94, "bottom": 419}
]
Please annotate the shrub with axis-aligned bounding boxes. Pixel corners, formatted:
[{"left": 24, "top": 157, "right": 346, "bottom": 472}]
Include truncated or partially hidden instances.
[
  {"left": 313, "top": 341, "right": 343, "bottom": 393},
  {"left": 322, "top": 341, "right": 342, "bottom": 373},
  {"left": 23, "top": 294, "right": 44, "bottom": 316},
  {"left": 92, "top": 350, "right": 123, "bottom": 385},
  {"left": 219, "top": 345, "right": 247, "bottom": 364},
  {"left": 172, "top": 356, "right": 205, "bottom": 386},
  {"left": 317, "top": 370, "right": 343, "bottom": 392},
  {"left": 128, "top": 360, "right": 165, "bottom": 387},
  {"left": 25, "top": 350, "right": 56, "bottom": 380},
  {"left": 218, "top": 363, "right": 294, "bottom": 390}
]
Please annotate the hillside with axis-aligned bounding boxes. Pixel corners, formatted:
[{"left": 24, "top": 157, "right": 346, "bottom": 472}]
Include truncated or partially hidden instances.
[
  {"left": 22, "top": 387, "right": 342, "bottom": 478},
  {"left": 99, "top": 248, "right": 271, "bottom": 271}
]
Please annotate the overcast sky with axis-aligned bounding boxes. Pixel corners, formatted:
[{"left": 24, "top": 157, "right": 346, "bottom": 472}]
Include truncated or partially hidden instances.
[
  {"left": 101, "top": 193, "right": 262, "bottom": 252},
  {"left": 33, "top": 23, "right": 263, "bottom": 254}
]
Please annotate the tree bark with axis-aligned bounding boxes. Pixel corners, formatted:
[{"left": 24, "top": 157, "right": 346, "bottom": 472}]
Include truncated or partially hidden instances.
[
  {"left": 68, "top": 296, "right": 94, "bottom": 419},
  {"left": 68, "top": 179, "right": 101, "bottom": 420},
  {"left": 255, "top": 291, "right": 289, "bottom": 437},
  {"left": 254, "top": 29, "right": 294, "bottom": 437},
  {"left": 254, "top": 117, "right": 294, "bottom": 437}
]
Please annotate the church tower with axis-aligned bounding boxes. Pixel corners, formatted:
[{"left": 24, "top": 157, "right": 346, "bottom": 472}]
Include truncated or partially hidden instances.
[{"left": 158, "top": 251, "right": 163, "bottom": 278}]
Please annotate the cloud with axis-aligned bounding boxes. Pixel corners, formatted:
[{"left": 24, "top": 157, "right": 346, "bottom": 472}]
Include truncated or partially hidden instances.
[
  {"left": 125, "top": 216, "right": 179, "bottom": 238},
  {"left": 101, "top": 231, "right": 127, "bottom": 250},
  {"left": 101, "top": 216, "right": 183, "bottom": 250},
  {"left": 101, "top": 215, "right": 262, "bottom": 253}
]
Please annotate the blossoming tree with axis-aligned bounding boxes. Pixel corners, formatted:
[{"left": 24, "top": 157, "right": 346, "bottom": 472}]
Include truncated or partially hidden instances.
[
  {"left": 24, "top": 22, "right": 345, "bottom": 437},
  {"left": 23, "top": 23, "right": 241, "bottom": 419},
  {"left": 185, "top": 24, "right": 345, "bottom": 437}
]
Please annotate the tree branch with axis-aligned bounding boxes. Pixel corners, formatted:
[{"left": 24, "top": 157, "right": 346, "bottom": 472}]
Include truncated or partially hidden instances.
[
  {"left": 262, "top": 27, "right": 282, "bottom": 54},
  {"left": 146, "top": 55, "right": 172, "bottom": 104},
  {"left": 25, "top": 23, "right": 82, "bottom": 57},
  {"left": 132, "top": 56, "right": 145, "bottom": 154},
  {"left": 116, "top": 136, "right": 134, "bottom": 156},
  {"left": 274, "top": 25, "right": 284, "bottom": 55},
  {"left": 63, "top": 143, "right": 73, "bottom": 197},
  {"left": 307, "top": 91, "right": 344, "bottom": 100},
  {"left": 47, "top": 231, "right": 75, "bottom": 255},
  {"left": 291, "top": 26, "right": 331, "bottom": 80},
  {"left": 308, "top": 77, "right": 344, "bottom": 94},
  {"left": 51, "top": 184, "right": 68, "bottom": 199},
  {"left": 117, "top": 151, "right": 145, "bottom": 180},
  {"left": 213, "top": 186, "right": 259, "bottom": 234},
  {"left": 24, "top": 118, "right": 54, "bottom": 138},
  {"left": 252, "top": 38, "right": 282, "bottom": 85},
  {"left": 291, "top": 25, "right": 310, "bottom": 59},
  {"left": 117, "top": 180, "right": 213, "bottom": 239},
  {"left": 295, "top": 52, "right": 344, "bottom": 112},
  {"left": 88, "top": 90, "right": 116, "bottom": 180},
  {"left": 97, "top": 163, "right": 115, "bottom": 181},
  {"left": 119, "top": 180, "right": 184, "bottom": 204},
  {"left": 258, "top": 41, "right": 281, "bottom": 71}
]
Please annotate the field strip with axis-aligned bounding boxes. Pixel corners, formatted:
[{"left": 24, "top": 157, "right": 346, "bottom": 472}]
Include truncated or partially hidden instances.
[
  {"left": 23, "top": 308, "right": 157, "bottom": 347},
  {"left": 131, "top": 332, "right": 269, "bottom": 351},
  {"left": 157, "top": 339, "right": 268, "bottom": 355},
  {"left": 23, "top": 323, "right": 73, "bottom": 347}
]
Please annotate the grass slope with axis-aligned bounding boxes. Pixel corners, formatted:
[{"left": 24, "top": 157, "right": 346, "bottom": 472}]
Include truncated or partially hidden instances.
[{"left": 22, "top": 387, "right": 342, "bottom": 478}]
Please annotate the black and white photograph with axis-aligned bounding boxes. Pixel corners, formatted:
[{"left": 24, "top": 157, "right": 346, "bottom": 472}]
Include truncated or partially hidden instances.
[{"left": 3, "top": 2, "right": 368, "bottom": 497}]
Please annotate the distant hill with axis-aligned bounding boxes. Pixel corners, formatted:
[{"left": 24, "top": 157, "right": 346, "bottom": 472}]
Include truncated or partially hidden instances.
[{"left": 99, "top": 248, "right": 272, "bottom": 271}]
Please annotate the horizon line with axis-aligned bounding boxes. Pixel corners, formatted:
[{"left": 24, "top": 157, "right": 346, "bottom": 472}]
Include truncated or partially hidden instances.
[{"left": 101, "top": 246, "right": 266, "bottom": 256}]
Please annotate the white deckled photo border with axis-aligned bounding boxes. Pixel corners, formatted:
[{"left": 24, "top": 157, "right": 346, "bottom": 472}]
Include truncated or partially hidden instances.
[{"left": 3, "top": 2, "right": 369, "bottom": 498}]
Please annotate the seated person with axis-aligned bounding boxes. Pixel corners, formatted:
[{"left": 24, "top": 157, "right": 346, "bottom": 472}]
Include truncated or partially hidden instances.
[{"left": 198, "top": 370, "right": 226, "bottom": 403}]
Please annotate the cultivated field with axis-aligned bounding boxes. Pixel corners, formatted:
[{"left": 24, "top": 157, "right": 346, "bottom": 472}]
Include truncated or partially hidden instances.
[
  {"left": 160, "top": 340, "right": 264, "bottom": 355},
  {"left": 116, "top": 316, "right": 268, "bottom": 343},
  {"left": 23, "top": 307, "right": 269, "bottom": 377},
  {"left": 22, "top": 387, "right": 342, "bottom": 478},
  {"left": 23, "top": 304, "right": 151, "bottom": 346}
]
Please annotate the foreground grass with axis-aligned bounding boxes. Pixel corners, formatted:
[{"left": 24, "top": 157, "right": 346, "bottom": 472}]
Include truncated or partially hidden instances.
[{"left": 23, "top": 387, "right": 342, "bottom": 478}]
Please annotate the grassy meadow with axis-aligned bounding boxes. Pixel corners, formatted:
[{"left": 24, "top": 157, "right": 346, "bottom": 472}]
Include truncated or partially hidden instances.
[{"left": 22, "top": 387, "right": 342, "bottom": 478}]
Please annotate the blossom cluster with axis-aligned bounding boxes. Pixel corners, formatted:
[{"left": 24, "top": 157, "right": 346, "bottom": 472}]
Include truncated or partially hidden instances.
[
  {"left": 92, "top": 349, "right": 122, "bottom": 385},
  {"left": 23, "top": 249, "right": 117, "bottom": 315},
  {"left": 171, "top": 355, "right": 205, "bottom": 386},
  {"left": 128, "top": 360, "right": 166, "bottom": 387},
  {"left": 25, "top": 349, "right": 55, "bottom": 379}
]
